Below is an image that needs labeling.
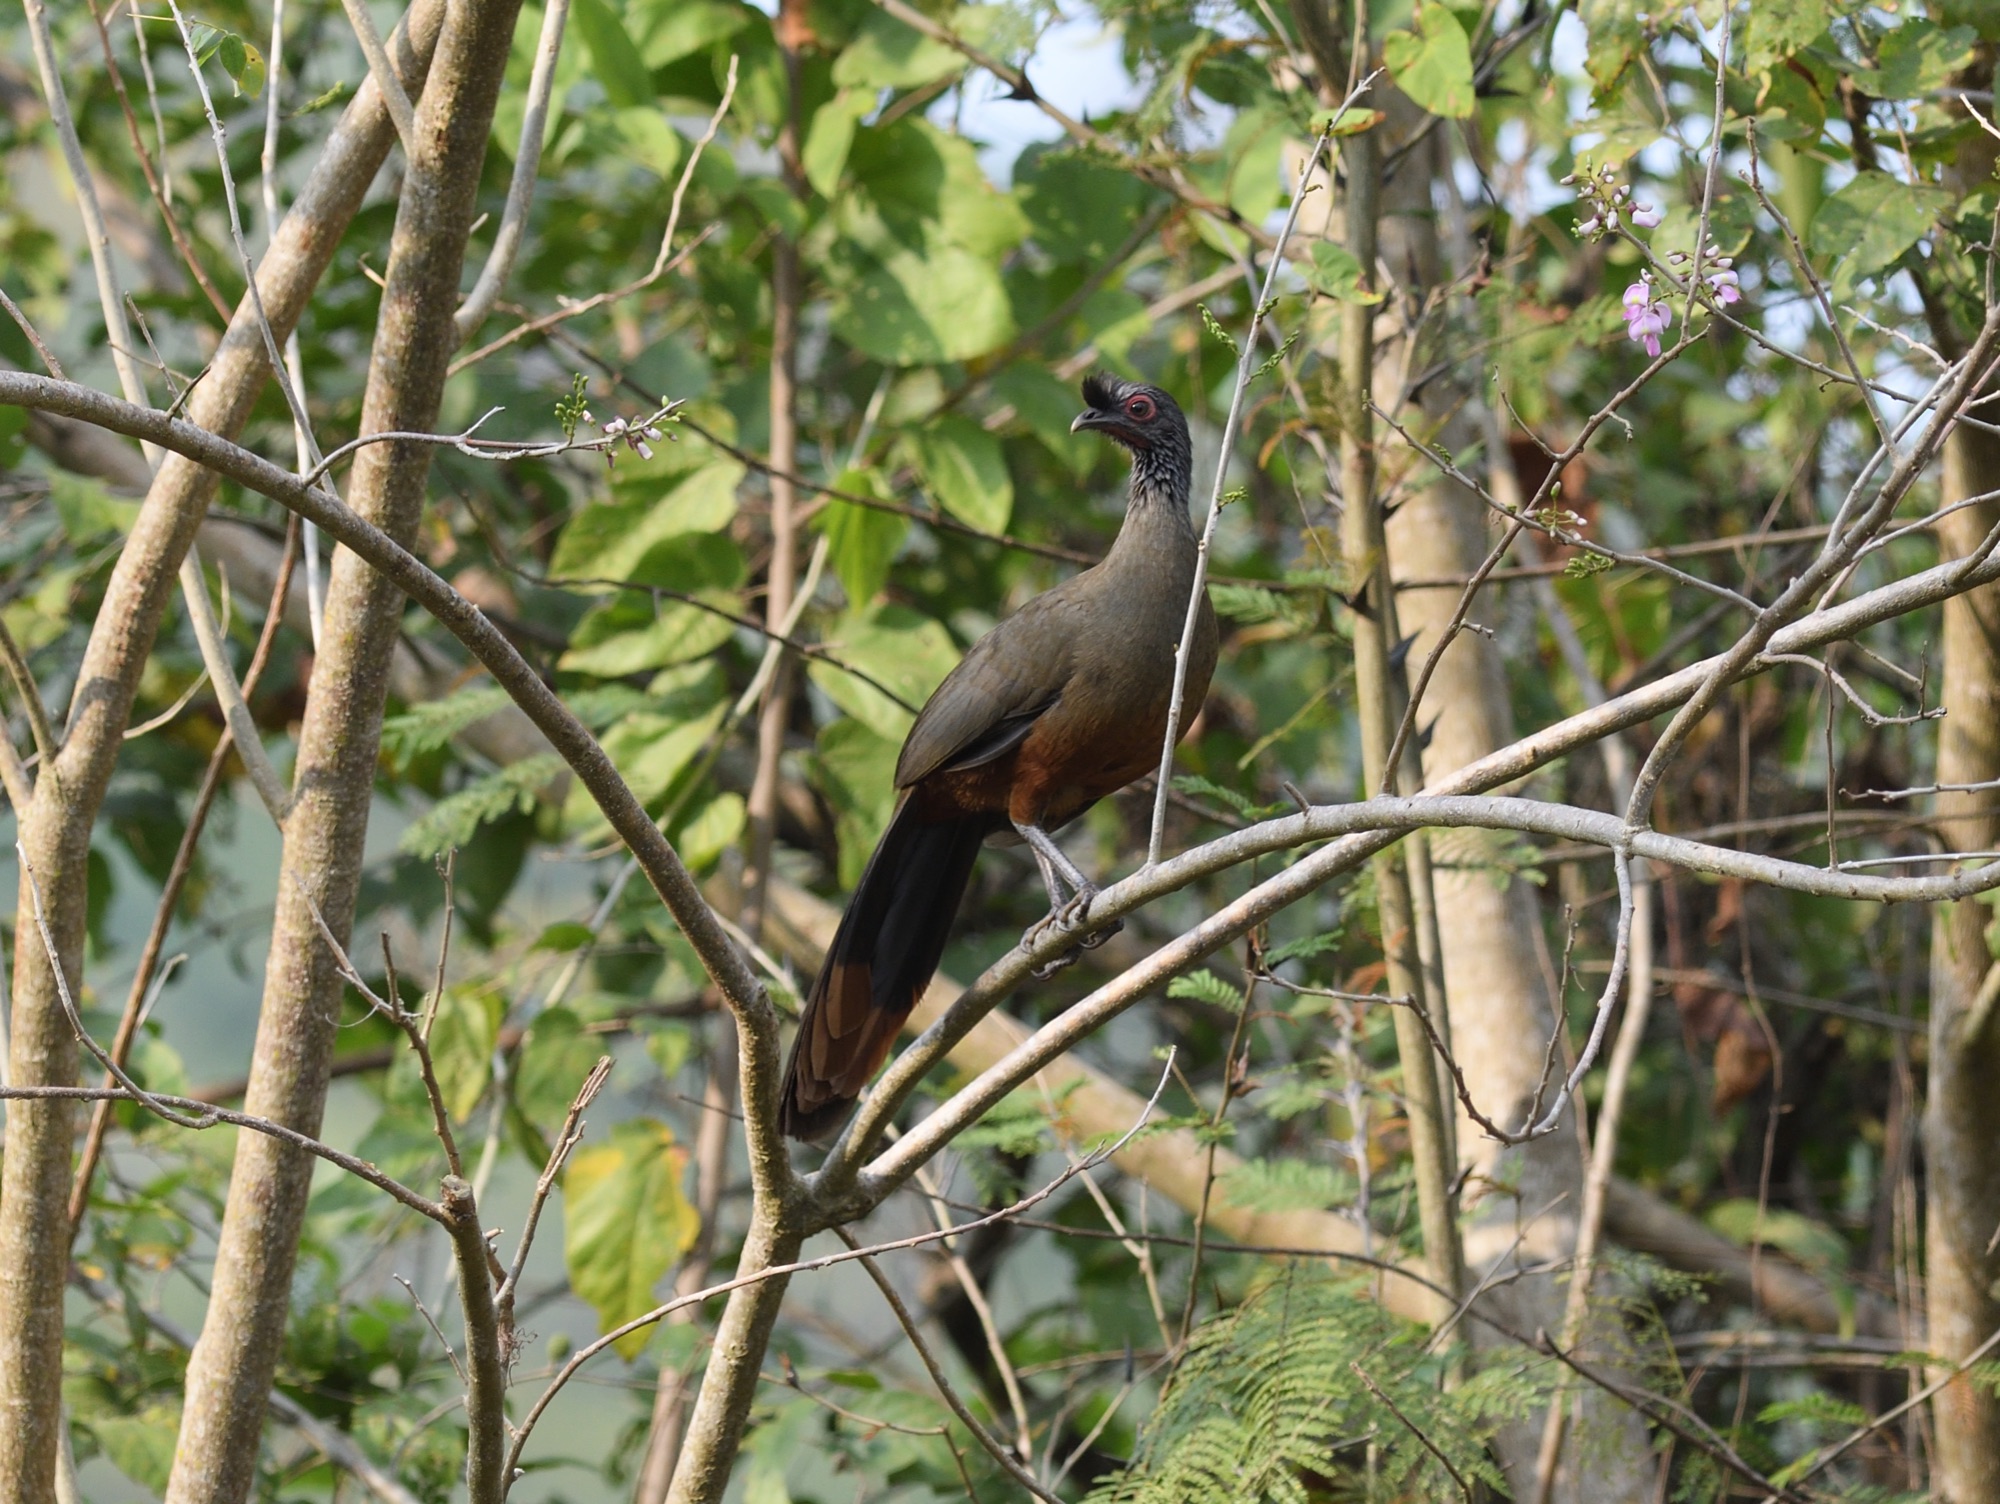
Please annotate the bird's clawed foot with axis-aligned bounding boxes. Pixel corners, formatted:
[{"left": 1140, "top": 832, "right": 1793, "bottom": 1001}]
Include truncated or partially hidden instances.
[{"left": 1020, "top": 886, "right": 1122, "bottom": 978}]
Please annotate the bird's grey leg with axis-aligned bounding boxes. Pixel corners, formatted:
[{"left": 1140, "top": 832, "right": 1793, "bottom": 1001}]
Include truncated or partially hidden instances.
[
  {"left": 1014, "top": 822, "right": 1122, "bottom": 971},
  {"left": 1024, "top": 836, "right": 1070, "bottom": 914}
]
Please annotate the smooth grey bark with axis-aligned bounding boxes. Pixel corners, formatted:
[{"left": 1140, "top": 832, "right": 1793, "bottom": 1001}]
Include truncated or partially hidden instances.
[
  {"left": 1379, "top": 121, "right": 1654, "bottom": 1504},
  {"left": 1926, "top": 420, "right": 2000, "bottom": 1502},
  {"left": 0, "top": 9, "right": 442, "bottom": 1498},
  {"left": 165, "top": 2, "right": 521, "bottom": 1499}
]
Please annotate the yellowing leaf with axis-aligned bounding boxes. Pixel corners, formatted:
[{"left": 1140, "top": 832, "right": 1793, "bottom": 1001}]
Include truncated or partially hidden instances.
[
  {"left": 430, "top": 986, "right": 504, "bottom": 1121},
  {"left": 564, "top": 1119, "right": 700, "bottom": 1358}
]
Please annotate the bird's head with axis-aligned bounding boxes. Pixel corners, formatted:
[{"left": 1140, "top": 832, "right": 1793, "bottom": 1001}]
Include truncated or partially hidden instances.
[{"left": 1071, "top": 374, "right": 1193, "bottom": 499}]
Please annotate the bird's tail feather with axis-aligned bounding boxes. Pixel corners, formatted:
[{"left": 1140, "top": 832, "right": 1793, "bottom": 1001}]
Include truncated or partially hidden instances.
[{"left": 780, "top": 802, "right": 988, "bottom": 1140}]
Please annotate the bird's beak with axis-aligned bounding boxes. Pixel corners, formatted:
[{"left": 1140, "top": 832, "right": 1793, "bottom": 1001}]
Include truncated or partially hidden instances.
[{"left": 1071, "top": 407, "right": 1116, "bottom": 435}]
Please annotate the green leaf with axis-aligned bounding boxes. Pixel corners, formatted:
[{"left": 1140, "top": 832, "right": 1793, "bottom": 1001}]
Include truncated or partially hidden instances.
[
  {"left": 613, "top": 108, "right": 685, "bottom": 179},
  {"left": 830, "top": 6, "right": 963, "bottom": 89},
  {"left": 92, "top": 1401, "right": 182, "bottom": 1493},
  {"left": 591, "top": 699, "right": 729, "bottom": 806},
  {"left": 550, "top": 459, "right": 743, "bottom": 581},
  {"left": 573, "top": 0, "right": 655, "bottom": 108},
  {"left": 989, "top": 364, "right": 1092, "bottom": 471},
  {"left": 215, "top": 32, "right": 266, "bottom": 98},
  {"left": 812, "top": 718, "right": 900, "bottom": 887},
  {"left": 560, "top": 597, "right": 737, "bottom": 677},
  {"left": 514, "top": 1007, "right": 607, "bottom": 1134},
  {"left": 626, "top": 532, "right": 745, "bottom": 594},
  {"left": 633, "top": 0, "right": 746, "bottom": 67},
  {"left": 1265, "top": 929, "right": 1345, "bottom": 966},
  {"left": 1743, "top": 0, "right": 1828, "bottom": 70},
  {"left": 534, "top": 921, "right": 597, "bottom": 952},
  {"left": 382, "top": 686, "right": 512, "bottom": 768},
  {"left": 1867, "top": 20, "right": 1977, "bottom": 99},
  {"left": 1217, "top": 1158, "right": 1352, "bottom": 1213},
  {"left": 564, "top": 1118, "right": 700, "bottom": 1358},
  {"left": 1167, "top": 969, "right": 1246, "bottom": 1012},
  {"left": 818, "top": 467, "right": 906, "bottom": 608},
  {"left": 832, "top": 243, "right": 1015, "bottom": 366},
  {"left": 1302, "top": 242, "right": 1381, "bottom": 304},
  {"left": 1577, "top": 0, "right": 1648, "bottom": 96},
  {"left": 1017, "top": 144, "right": 1151, "bottom": 263},
  {"left": 49, "top": 471, "right": 139, "bottom": 543},
  {"left": 1210, "top": 583, "right": 1286, "bottom": 623},
  {"left": 670, "top": 790, "right": 745, "bottom": 871},
  {"left": 1383, "top": 4, "right": 1476, "bottom": 120},
  {"left": 1808, "top": 173, "right": 1953, "bottom": 276},
  {"left": 803, "top": 88, "right": 873, "bottom": 197},
  {"left": 429, "top": 986, "right": 504, "bottom": 1120},
  {"left": 399, "top": 755, "right": 563, "bottom": 858},
  {"left": 906, "top": 416, "right": 1013, "bottom": 533},
  {"left": 808, "top": 604, "right": 959, "bottom": 741},
  {"left": 645, "top": 1021, "right": 697, "bottom": 1079}
]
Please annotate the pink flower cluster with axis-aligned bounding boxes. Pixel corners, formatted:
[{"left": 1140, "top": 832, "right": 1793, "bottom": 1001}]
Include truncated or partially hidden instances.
[
  {"left": 1622, "top": 276, "right": 1673, "bottom": 357},
  {"left": 1562, "top": 161, "right": 1661, "bottom": 241}
]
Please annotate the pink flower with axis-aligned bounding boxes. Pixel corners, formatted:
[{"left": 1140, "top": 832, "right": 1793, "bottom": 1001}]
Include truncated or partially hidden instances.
[
  {"left": 1706, "top": 265, "right": 1741, "bottom": 307},
  {"left": 1622, "top": 278, "right": 1673, "bottom": 357},
  {"left": 1629, "top": 202, "right": 1662, "bottom": 228}
]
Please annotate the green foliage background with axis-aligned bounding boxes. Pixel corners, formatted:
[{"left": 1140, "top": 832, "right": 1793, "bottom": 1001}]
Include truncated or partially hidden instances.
[{"left": 3, "top": 0, "right": 1999, "bottom": 1496}]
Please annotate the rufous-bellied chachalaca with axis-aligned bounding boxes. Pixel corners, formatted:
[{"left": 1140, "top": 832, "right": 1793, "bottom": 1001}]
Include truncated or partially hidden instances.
[{"left": 779, "top": 374, "right": 1219, "bottom": 1141}]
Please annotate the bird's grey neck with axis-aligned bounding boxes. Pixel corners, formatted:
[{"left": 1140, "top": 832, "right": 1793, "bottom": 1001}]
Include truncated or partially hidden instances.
[{"left": 1126, "top": 467, "right": 1195, "bottom": 535}]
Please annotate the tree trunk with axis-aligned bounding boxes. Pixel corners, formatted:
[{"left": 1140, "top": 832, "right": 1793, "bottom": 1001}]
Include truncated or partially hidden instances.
[
  {"left": 0, "top": 10, "right": 440, "bottom": 1497},
  {"left": 165, "top": 4, "right": 517, "bottom": 1499},
  {"left": 1925, "top": 421, "right": 2000, "bottom": 1502},
  {"left": 1380, "top": 121, "right": 1654, "bottom": 1504}
]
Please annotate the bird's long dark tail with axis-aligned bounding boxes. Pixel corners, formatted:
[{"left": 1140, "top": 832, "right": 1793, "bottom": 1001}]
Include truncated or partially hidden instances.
[{"left": 780, "top": 801, "right": 989, "bottom": 1140}]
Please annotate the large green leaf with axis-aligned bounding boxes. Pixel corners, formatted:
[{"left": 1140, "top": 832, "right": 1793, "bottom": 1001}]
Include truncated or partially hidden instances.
[
  {"left": 831, "top": 241, "right": 1015, "bottom": 366},
  {"left": 830, "top": 6, "right": 962, "bottom": 89},
  {"left": 513, "top": 1007, "right": 608, "bottom": 1138},
  {"left": 1303, "top": 242, "right": 1380, "bottom": 304},
  {"left": 1864, "top": 20, "right": 1976, "bottom": 99},
  {"left": 632, "top": 0, "right": 747, "bottom": 67},
  {"left": 1808, "top": 173, "right": 1952, "bottom": 276},
  {"left": 1383, "top": 4, "right": 1475, "bottom": 119},
  {"left": 809, "top": 604, "right": 960, "bottom": 740},
  {"left": 1017, "top": 144, "right": 1151, "bottom": 264},
  {"left": 564, "top": 1119, "right": 700, "bottom": 1359},
  {"left": 92, "top": 1402, "right": 182, "bottom": 1494},
  {"left": 559, "top": 597, "right": 737, "bottom": 676},
  {"left": 1577, "top": 0, "right": 1648, "bottom": 96},
  {"left": 572, "top": 0, "right": 654, "bottom": 108},
  {"left": 550, "top": 459, "right": 743, "bottom": 581},
  {"left": 812, "top": 717, "right": 900, "bottom": 887},
  {"left": 591, "top": 699, "right": 730, "bottom": 806},
  {"left": 1743, "top": 0, "right": 1827, "bottom": 70},
  {"left": 803, "top": 87, "right": 873, "bottom": 197},
  {"left": 845, "top": 119, "right": 1027, "bottom": 259},
  {"left": 906, "top": 416, "right": 1013, "bottom": 533},
  {"left": 818, "top": 467, "right": 906, "bottom": 607},
  {"left": 429, "top": 985, "right": 504, "bottom": 1120}
]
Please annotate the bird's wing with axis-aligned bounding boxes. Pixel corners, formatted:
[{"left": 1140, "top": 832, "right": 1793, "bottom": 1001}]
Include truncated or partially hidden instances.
[{"left": 893, "top": 587, "right": 1084, "bottom": 789}]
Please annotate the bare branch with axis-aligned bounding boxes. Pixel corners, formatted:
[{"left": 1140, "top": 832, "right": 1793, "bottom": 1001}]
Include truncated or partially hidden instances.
[
  {"left": 455, "top": 0, "right": 570, "bottom": 337},
  {"left": 337, "top": 0, "right": 419, "bottom": 149},
  {"left": 449, "top": 58, "right": 739, "bottom": 374},
  {"left": 1145, "top": 109, "right": 1346, "bottom": 864}
]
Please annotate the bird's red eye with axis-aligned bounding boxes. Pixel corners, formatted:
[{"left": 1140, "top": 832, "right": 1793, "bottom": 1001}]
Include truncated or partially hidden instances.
[{"left": 1126, "top": 395, "right": 1155, "bottom": 421}]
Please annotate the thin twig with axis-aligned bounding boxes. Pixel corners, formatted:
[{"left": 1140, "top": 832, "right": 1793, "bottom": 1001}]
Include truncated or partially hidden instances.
[
  {"left": 336, "top": 0, "right": 418, "bottom": 148},
  {"left": 842, "top": 1233, "right": 1065, "bottom": 1504},
  {"left": 448, "top": 58, "right": 738, "bottom": 374},
  {"left": 455, "top": 0, "right": 569, "bottom": 336}
]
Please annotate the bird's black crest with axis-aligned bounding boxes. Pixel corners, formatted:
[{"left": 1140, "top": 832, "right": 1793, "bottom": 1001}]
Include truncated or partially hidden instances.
[{"left": 1080, "top": 372, "right": 1125, "bottom": 411}]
